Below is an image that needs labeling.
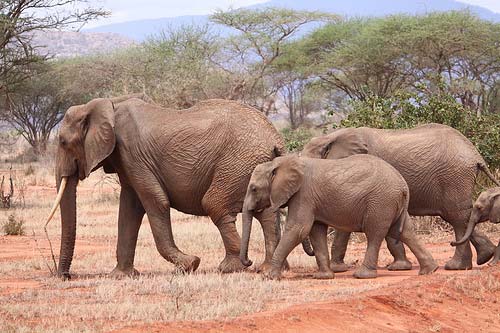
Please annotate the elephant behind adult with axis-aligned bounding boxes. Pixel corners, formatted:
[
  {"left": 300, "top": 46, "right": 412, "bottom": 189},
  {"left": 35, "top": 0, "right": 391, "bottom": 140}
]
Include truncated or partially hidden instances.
[
  {"left": 452, "top": 187, "right": 500, "bottom": 265},
  {"left": 46, "top": 95, "right": 285, "bottom": 279},
  {"left": 302, "top": 123, "right": 500, "bottom": 271}
]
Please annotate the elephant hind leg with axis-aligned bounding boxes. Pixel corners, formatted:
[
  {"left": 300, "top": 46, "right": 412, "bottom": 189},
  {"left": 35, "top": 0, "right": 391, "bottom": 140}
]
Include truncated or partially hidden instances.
[
  {"left": 353, "top": 229, "right": 385, "bottom": 279},
  {"left": 399, "top": 216, "right": 438, "bottom": 275},
  {"left": 330, "top": 230, "right": 350, "bottom": 273},
  {"left": 385, "top": 236, "right": 412, "bottom": 271}
]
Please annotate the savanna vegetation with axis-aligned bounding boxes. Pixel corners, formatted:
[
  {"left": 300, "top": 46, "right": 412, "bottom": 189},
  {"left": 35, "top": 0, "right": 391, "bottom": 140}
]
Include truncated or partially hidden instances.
[
  {"left": 0, "top": 6, "right": 498, "bottom": 167},
  {"left": 1, "top": 3, "right": 500, "bottom": 332}
]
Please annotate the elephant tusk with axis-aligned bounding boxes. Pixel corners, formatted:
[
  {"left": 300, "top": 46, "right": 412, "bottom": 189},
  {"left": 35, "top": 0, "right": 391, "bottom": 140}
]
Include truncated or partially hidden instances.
[
  {"left": 44, "top": 176, "right": 68, "bottom": 275},
  {"left": 45, "top": 177, "right": 68, "bottom": 228}
]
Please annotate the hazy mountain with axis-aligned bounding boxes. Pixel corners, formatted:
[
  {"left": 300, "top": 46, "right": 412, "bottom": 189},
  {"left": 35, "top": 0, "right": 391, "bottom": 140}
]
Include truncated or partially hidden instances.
[
  {"left": 32, "top": 31, "right": 136, "bottom": 58},
  {"left": 86, "top": 0, "right": 500, "bottom": 41}
]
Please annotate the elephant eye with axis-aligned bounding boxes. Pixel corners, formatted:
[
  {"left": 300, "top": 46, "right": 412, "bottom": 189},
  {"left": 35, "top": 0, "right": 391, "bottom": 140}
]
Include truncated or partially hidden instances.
[
  {"left": 59, "top": 137, "right": 67, "bottom": 147},
  {"left": 250, "top": 185, "right": 256, "bottom": 192}
]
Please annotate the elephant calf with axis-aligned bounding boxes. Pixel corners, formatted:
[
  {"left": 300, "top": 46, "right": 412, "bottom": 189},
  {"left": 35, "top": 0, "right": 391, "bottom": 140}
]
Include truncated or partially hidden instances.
[
  {"left": 240, "top": 154, "right": 438, "bottom": 280},
  {"left": 452, "top": 187, "right": 500, "bottom": 265}
]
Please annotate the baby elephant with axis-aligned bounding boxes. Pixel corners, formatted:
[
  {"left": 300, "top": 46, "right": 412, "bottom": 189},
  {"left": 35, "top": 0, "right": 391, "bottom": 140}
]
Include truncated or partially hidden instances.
[
  {"left": 452, "top": 187, "right": 500, "bottom": 265},
  {"left": 240, "top": 155, "right": 438, "bottom": 280}
]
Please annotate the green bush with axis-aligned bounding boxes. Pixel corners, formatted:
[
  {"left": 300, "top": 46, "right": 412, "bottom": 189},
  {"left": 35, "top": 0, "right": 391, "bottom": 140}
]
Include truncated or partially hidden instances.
[
  {"left": 340, "top": 91, "right": 500, "bottom": 169},
  {"left": 2, "top": 214, "right": 25, "bottom": 236},
  {"left": 280, "top": 127, "right": 313, "bottom": 153}
]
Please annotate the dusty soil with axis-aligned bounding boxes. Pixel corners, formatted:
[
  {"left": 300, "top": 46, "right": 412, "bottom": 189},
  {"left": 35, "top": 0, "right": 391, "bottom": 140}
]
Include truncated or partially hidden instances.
[
  {"left": 2, "top": 234, "right": 500, "bottom": 332},
  {"left": 1, "top": 178, "right": 500, "bottom": 332}
]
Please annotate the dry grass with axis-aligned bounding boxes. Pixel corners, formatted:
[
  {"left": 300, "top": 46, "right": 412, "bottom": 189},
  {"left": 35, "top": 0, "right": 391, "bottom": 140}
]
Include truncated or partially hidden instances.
[{"left": 1, "top": 160, "right": 500, "bottom": 332}]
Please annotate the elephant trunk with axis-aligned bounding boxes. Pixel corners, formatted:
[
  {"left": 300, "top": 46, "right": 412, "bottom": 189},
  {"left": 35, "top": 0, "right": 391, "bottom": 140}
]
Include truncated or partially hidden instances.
[
  {"left": 56, "top": 173, "right": 78, "bottom": 279},
  {"left": 240, "top": 204, "right": 254, "bottom": 267},
  {"left": 301, "top": 238, "right": 315, "bottom": 256},
  {"left": 451, "top": 211, "right": 481, "bottom": 247}
]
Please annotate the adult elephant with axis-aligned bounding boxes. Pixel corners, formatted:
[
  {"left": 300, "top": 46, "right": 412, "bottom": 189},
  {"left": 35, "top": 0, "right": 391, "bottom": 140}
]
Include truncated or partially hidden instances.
[
  {"left": 302, "top": 123, "right": 500, "bottom": 271},
  {"left": 45, "top": 94, "right": 285, "bottom": 279}
]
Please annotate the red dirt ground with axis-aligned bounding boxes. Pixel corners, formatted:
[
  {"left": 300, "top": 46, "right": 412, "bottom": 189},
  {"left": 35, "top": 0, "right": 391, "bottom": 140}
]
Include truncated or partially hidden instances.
[
  {"left": 116, "top": 264, "right": 500, "bottom": 333},
  {"left": 2, "top": 233, "right": 500, "bottom": 332}
]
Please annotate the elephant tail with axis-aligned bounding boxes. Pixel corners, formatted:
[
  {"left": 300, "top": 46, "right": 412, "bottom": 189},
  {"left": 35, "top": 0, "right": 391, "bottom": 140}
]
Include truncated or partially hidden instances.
[
  {"left": 390, "top": 210, "right": 408, "bottom": 245},
  {"left": 478, "top": 162, "right": 500, "bottom": 187},
  {"left": 391, "top": 191, "right": 409, "bottom": 244}
]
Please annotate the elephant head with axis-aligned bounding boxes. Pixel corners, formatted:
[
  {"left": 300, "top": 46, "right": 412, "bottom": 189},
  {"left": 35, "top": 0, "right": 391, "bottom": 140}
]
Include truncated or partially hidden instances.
[
  {"left": 240, "top": 155, "right": 305, "bottom": 266},
  {"left": 45, "top": 98, "right": 117, "bottom": 279},
  {"left": 452, "top": 187, "right": 500, "bottom": 246},
  {"left": 302, "top": 128, "right": 368, "bottom": 159}
]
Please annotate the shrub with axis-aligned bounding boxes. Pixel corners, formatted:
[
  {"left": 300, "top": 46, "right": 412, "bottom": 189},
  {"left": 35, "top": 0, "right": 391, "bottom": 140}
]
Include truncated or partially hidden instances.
[
  {"left": 281, "top": 127, "right": 313, "bottom": 153},
  {"left": 2, "top": 214, "right": 25, "bottom": 236}
]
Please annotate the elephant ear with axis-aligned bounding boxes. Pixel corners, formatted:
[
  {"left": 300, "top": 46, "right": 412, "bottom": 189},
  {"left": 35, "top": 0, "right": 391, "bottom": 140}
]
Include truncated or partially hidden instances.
[
  {"left": 490, "top": 192, "right": 500, "bottom": 223},
  {"left": 326, "top": 129, "right": 368, "bottom": 159},
  {"left": 269, "top": 156, "right": 305, "bottom": 211},
  {"left": 302, "top": 134, "right": 335, "bottom": 158},
  {"left": 83, "top": 99, "right": 116, "bottom": 177}
]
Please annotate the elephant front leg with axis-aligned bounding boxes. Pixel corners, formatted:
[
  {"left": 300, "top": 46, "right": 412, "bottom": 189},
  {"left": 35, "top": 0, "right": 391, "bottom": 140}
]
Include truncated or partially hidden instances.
[
  {"left": 470, "top": 230, "right": 496, "bottom": 265},
  {"left": 488, "top": 241, "right": 500, "bottom": 266},
  {"left": 110, "top": 185, "right": 145, "bottom": 279},
  {"left": 266, "top": 208, "right": 314, "bottom": 280},
  {"left": 213, "top": 214, "right": 249, "bottom": 273},
  {"left": 254, "top": 208, "right": 284, "bottom": 273},
  {"left": 330, "top": 230, "right": 350, "bottom": 272},
  {"left": 139, "top": 189, "right": 200, "bottom": 273},
  {"left": 309, "top": 223, "right": 334, "bottom": 279}
]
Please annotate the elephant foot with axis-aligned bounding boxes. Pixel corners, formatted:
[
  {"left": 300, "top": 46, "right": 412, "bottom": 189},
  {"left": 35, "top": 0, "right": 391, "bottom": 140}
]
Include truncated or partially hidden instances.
[
  {"left": 476, "top": 247, "right": 495, "bottom": 266},
  {"left": 282, "top": 259, "right": 290, "bottom": 271},
  {"left": 257, "top": 261, "right": 272, "bottom": 274},
  {"left": 353, "top": 265, "right": 377, "bottom": 279},
  {"left": 263, "top": 268, "right": 282, "bottom": 280},
  {"left": 444, "top": 257, "right": 472, "bottom": 271},
  {"left": 488, "top": 251, "right": 500, "bottom": 266},
  {"left": 218, "top": 255, "right": 247, "bottom": 273},
  {"left": 418, "top": 262, "right": 439, "bottom": 275},
  {"left": 313, "top": 270, "right": 335, "bottom": 280},
  {"left": 57, "top": 271, "right": 71, "bottom": 281},
  {"left": 257, "top": 260, "right": 289, "bottom": 274},
  {"left": 109, "top": 266, "right": 141, "bottom": 279},
  {"left": 471, "top": 236, "right": 496, "bottom": 265},
  {"left": 177, "top": 255, "right": 201, "bottom": 273},
  {"left": 330, "top": 261, "right": 349, "bottom": 273},
  {"left": 387, "top": 259, "right": 412, "bottom": 271}
]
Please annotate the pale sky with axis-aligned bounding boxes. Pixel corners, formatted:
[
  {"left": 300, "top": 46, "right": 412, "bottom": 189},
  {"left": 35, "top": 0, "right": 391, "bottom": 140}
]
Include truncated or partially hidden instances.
[
  {"left": 84, "top": 0, "right": 500, "bottom": 27},
  {"left": 85, "top": 0, "right": 268, "bottom": 27}
]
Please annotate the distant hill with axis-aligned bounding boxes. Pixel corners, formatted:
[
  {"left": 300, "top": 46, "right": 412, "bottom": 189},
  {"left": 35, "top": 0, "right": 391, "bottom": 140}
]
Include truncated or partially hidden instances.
[
  {"left": 32, "top": 31, "right": 135, "bottom": 58},
  {"left": 86, "top": 0, "right": 500, "bottom": 41}
]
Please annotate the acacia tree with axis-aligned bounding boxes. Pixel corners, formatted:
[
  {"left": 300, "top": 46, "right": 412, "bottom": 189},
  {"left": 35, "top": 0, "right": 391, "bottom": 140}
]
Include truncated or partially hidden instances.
[
  {"left": 210, "top": 7, "right": 338, "bottom": 113},
  {"left": 6, "top": 63, "right": 77, "bottom": 155},
  {"left": 0, "top": 1, "right": 107, "bottom": 155},
  {"left": 0, "top": 0, "right": 107, "bottom": 93},
  {"left": 293, "top": 11, "right": 500, "bottom": 115}
]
